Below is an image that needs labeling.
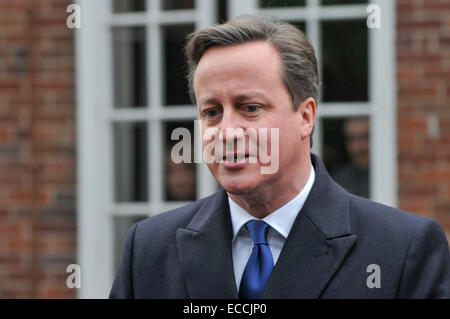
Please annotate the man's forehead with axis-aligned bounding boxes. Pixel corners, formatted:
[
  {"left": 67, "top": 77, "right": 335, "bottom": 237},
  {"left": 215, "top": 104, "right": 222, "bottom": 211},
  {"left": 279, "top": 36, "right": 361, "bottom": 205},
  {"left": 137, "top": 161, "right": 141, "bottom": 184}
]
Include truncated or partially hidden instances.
[
  {"left": 194, "top": 42, "right": 283, "bottom": 97},
  {"left": 198, "top": 90, "right": 270, "bottom": 105},
  {"left": 196, "top": 41, "right": 281, "bottom": 70}
]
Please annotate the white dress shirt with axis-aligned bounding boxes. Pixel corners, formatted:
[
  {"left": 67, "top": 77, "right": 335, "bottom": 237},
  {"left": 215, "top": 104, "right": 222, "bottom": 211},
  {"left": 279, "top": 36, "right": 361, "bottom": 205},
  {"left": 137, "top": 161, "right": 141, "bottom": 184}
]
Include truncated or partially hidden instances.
[{"left": 228, "top": 165, "right": 315, "bottom": 290}]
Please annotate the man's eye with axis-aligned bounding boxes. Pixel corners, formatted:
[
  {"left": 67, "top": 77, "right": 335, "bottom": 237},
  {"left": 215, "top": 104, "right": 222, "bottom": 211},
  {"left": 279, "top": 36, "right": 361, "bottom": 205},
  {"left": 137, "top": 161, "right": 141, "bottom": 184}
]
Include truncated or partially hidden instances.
[
  {"left": 245, "top": 105, "right": 260, "bottom": 113},
  {"left": 204, "top": 109, "right": 220, "bottom": 117}
]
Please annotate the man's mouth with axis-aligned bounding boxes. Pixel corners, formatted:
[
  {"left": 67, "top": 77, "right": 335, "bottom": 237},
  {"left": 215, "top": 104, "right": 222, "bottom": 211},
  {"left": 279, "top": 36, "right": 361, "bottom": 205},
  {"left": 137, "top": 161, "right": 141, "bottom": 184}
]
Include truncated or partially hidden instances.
[{"left": 223, "top": 153, "right": 250, "bottom": 163}]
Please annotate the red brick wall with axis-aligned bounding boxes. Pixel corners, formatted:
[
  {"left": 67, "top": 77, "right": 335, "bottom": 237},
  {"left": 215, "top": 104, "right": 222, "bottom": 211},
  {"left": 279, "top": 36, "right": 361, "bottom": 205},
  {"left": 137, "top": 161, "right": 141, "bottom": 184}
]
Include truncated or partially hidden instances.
[
  {"left": 397, "top": 0, "right": 450, "bottom": 239},
  {"left": 0, "top": 0, "right": 448, "bottom": 299},
  {"left": 0, "top": 0, "right": 76, "bottom": 298}
]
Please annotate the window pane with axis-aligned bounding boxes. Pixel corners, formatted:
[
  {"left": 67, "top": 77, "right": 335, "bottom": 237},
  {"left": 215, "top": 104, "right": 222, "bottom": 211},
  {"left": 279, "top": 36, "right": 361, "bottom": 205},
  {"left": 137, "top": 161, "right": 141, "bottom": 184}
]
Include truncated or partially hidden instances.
[
  {"left": 112, "top": 27, "right": 147, "bottom": 108},
  {"left": 218, "top": 0, "right": 228, "bottom": 23},
  {"left": 322, "top": 117, "right": 370, "bottom": 198},
  {"left": 321, "top": 0, "right": 367, "bottom": 5},
  {"left": 260, "top": 0, "right": 306, "bottom": 7},
  {"left": 321, "top": 20, "right": 368, "bottom": 102},
  {"left": 114, "top": 122, "right": 148, "bottom": 202},
  {"left": 164, "top": 121, "right": 196, "bottom": 201},
  {"left": 163, "top": 25, "right": 195, "bottom": 106},
  {"left": 113, "top": 0, "right": 146, "bottom": 12},
  {"left": 289, "top": 21, "right": 306, "bottom": 34},
  {"left": 162, "top": 0, "right": 194, "bottom": 10},
  {"left": 114, "top": 215, "right": 147, "bottom": 272}
]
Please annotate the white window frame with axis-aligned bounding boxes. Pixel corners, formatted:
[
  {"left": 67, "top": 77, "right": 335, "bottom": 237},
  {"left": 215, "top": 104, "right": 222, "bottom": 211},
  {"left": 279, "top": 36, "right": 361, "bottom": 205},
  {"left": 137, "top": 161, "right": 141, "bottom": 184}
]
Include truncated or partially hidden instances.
[
  {"left": 76, "top": 0, "right": 218, "bottom": 298},
  {"left": 229, "top": 0, "right": 397, "bottom": 205},
  {"left": 76, "top": 0, "right": 396, "bottom": 298}
]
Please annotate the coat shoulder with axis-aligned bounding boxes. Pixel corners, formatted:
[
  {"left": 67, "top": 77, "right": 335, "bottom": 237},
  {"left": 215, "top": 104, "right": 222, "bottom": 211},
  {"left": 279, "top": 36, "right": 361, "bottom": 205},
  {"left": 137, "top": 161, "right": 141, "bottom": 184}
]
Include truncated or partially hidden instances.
[
  {"left": 347, "top": 193, "right": 444, "bottom": 240},
  {"left": 132, "top": 190, "right": 223, "bottom": 242}
]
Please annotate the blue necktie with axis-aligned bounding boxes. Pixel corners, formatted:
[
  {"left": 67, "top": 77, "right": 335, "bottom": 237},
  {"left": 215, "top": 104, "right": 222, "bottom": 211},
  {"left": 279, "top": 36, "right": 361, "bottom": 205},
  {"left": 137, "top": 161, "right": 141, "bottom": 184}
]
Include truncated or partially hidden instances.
[{"left": 239, "top": 220, "right": 274, "bottom": 299}]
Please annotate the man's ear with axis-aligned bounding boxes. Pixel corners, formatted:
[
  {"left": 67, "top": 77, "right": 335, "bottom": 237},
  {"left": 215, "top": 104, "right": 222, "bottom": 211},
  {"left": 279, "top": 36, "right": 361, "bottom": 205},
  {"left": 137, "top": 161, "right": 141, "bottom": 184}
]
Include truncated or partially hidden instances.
[{"left": 298, "top": 97, "right": 316, "bottom": 141}]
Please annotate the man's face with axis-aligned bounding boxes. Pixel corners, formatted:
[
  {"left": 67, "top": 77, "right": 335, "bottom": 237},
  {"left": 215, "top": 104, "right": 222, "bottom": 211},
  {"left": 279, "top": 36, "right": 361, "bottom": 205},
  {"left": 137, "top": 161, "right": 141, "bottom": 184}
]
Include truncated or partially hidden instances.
[
  {"left": 193, "top": 41, "right": 310, "bottom": 196},
  {"left": 344, "top": 118, "right": 370, "bottom": 169},
  {"left": 166, "top": 161, "right": 196, "bottom": 201}
]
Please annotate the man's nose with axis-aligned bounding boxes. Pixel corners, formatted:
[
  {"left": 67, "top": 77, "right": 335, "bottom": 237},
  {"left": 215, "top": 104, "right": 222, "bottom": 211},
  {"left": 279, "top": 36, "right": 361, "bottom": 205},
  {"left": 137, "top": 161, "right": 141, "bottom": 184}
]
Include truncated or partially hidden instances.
[{"left": 219, "top": 109, "right": 245, "bottom": 142}]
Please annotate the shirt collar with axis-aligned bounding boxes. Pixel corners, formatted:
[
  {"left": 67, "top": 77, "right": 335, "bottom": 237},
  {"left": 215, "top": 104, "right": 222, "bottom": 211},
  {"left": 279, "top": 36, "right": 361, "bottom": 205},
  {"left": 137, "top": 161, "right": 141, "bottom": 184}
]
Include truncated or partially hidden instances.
[{"left": 228, "top": 164, "right": 316, "bottom": 240}]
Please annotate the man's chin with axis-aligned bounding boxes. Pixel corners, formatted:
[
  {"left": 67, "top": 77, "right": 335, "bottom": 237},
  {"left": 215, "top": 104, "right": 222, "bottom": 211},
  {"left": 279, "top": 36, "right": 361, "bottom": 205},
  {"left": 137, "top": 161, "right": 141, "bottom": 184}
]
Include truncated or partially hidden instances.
[{"left": 219, "top": 180, "right": 258, "bottom": 196}]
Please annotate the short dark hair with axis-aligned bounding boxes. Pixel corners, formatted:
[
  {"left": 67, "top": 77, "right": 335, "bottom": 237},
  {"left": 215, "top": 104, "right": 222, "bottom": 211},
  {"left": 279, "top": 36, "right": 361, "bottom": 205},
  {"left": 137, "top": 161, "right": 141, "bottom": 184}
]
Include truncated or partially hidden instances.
[{"left": 185, "top": 14, "right": 319, "bottom": 146}]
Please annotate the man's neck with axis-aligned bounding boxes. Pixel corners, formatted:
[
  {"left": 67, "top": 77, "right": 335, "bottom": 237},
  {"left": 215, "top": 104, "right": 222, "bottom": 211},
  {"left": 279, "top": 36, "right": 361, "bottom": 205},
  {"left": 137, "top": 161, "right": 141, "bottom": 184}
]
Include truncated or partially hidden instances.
[{"left": 227, "top": 158, "right": 312, "bottom": 219}]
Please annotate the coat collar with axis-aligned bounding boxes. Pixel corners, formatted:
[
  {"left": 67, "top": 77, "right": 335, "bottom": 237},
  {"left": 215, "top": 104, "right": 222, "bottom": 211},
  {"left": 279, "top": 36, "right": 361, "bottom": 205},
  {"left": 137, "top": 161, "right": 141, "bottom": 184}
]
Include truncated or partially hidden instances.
[
  {"left": 263, "top": 154, "right": 357, "bottom": 298},
  {"left": 302, "top": 153, "right": 353, "bottom": 239},
  {"left": 176, "top": 153, "right": 356, "bottom": 298},
  {"left": 176, "top": 189, "right": 239, "bottom": 298}
]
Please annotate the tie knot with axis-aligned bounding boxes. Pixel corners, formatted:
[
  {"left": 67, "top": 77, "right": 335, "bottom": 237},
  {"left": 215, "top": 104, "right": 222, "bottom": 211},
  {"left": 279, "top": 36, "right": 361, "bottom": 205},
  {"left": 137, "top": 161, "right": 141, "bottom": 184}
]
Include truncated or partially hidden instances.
[{"left": 245, "top": 220, "right": 269, "bottom": 245}]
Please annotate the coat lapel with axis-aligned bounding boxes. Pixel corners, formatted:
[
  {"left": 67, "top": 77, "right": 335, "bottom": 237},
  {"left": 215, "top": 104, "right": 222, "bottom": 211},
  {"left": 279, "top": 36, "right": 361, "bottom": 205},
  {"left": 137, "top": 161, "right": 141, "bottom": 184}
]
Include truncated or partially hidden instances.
[
  {"left": 176, "top": 190, "right": 239, "bottom": 298},
  {"left": 176, "top": 154, "right": 357, "bottom": 299},
  {"left": 263, "top": 154, "right": 357, "bottom": 298}
]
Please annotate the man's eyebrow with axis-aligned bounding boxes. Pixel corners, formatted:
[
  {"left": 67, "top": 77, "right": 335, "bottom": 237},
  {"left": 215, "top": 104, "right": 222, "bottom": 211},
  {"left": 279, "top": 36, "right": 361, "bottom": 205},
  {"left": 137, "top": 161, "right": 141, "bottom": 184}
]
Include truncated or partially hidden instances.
[
  {"left": 234, "top": 91, "right": 268, "bottom": 101},
  {"left": 199, "top": 92, "right": 268, "bottom": 105},
  {"left": 198, "top": 97, "right": 220, "bottom": 106}
]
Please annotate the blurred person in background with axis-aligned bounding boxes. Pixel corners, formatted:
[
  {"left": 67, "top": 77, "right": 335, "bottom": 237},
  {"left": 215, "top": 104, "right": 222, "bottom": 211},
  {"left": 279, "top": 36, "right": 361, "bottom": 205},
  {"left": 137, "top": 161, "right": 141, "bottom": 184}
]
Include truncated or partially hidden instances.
[
  {"left": 333, "top": 117, "right": 370, "bottom": 198},
  {"left": 165, "top": 148, "right": 196, "bottom": 201}
]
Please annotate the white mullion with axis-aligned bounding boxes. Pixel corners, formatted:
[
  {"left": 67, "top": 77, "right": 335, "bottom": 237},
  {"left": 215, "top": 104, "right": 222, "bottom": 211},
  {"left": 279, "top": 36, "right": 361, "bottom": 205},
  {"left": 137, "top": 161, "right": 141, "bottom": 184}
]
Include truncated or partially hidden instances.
[
  {"left": 102, "top": 6, "right": 114, "bottom": 209},
  {"left": 320, "top": 4, "right": 368, "bottom": 20},
  {"left": 149, "top": 0, "right": 160, "bottom": 12},
  {"left": 109, "top": 109, "right": 149, "bottom": 122},
  {"left": 102, "top": 0, "right": 118, "bottom": 299},
  {"left": 158, "top": 107, "right": 198, "bottom": 119},
  {"left": 260, "top": 3, "right": 367, "bottom": 21},
  {"left": 311, "top": 114, "right": 322, "bottom": 156},
  {"left": 195, "top": 117, "right": 218, "bottom": 199},
  {"left": 110, "top": 203, "right": 151, "bottom": 216},
  {"left": 145, "top": 3, "right": 153, "bottom": 208},
  {"left": 306, "top": 0, "right": 321, "bottom": 104},
  {"left": 258, "top": 8, "right": 309, "bottom": 21},
  {"left": 110, "top": 202, "right": 194, "bottom": 217},
  {"left": 102, "top": 69, "right": 115, "bottom": 299},
  {"left": 108, "top": 12, "right": 148, "bottom": 26},
  {"left": 319, "top": 103, "right": 372, "bottom": 117},
  {"left": 150, "top": 28, "right": 162, "bottom": 110},
  {"left": 108, "top": 107, "right": 198, "bottom": 122},
  {"left": 307, "top": 0, "right": 322, "bottom": 158},
  {"left": 196, "top": 0, "right": 217, "bottom": 28},
  {"left": 148, "top": 0, "right": 164, "bottom": 208},
  {"left": 76, "top": 0, "right": 99, "bottom": 298},
  {"left": 149, "top": 2, "right": 162, "bottom": 111},
  {"left": 149, "top": 119, "right": 163, "bottom": 206},
  {"left": 76, "top": 0, "right": 114, "bottom": 299},
  {"left": 370, "top": 0, "right": 397, "bottom": 207},
  {"left": 229, "top": 0, "right": 257, "bottom": 19},
  {"left": 146, "top": 116, "right": 153, "bottom": 208},
  {"left": 157, "top": 10, "right": 197, "bottom": 24},
  {"left": 194, "top": 0, "right": 220, "bottom": 199},
  {"left": 149, "top": 6, "right": 163, "bottom": 208}
]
